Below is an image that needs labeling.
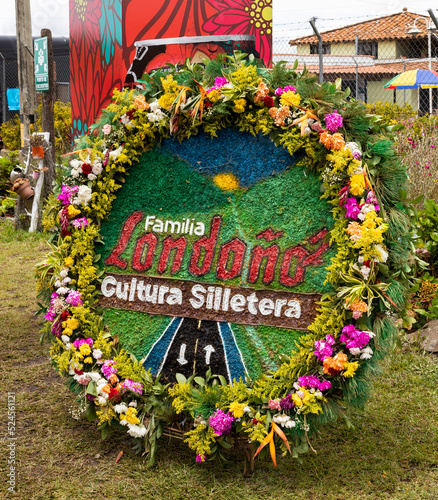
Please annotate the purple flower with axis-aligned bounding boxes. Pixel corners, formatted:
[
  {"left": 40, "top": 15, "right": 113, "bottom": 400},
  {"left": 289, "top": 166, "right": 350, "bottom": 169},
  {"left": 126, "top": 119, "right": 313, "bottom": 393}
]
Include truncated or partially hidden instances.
[
  {"left": 275, "top": 85, "right": 297, "bottom": 96},
  {"left": 196, "top": 454, "right": 206, "bottom": 463},
  {"left": 324, "top": 109, "right": 343, "bottom": 133},
  {"left": 353, "top": 150, "right": 362, "bottom": 160},
  {"left": 366, "top": 191, "right": 380, "bottom": 211},
  {"left": 298, "top": 376, "right": 332, "bottom": 392},
  {"left": 209, "top": 409, "right": 234, "bottom": 436},
  {"left": 311, "top": 121, "right": 323, "bottom": 133},
  {"left": 44, "top": 309, "right": 55, "bottom": 321},
  {"left": 280, "top": 394, "right": 295, "bottom": 410},
  {"left": 314, "top": 340, "right": 333, "bottom": 361},
  {"left": 214, "top": 76, "right": 228, "bottom": 88},
  {"left": 65, "top": 290, "right": 83, "bottom": 307},
  {"left": 101, "top": 359, "right": 117, "bottom": 378},
  {"left": 71, "top": 217, "right": 89, "bottom": 229},
  {"left": 344, "top": 198, "right": 361, "bottom": 219},
  {"left": 318, "top": 380, "right": 332, "bottom": 391},
  {"left": 57, "top": 184, "right": 79, "bottom": 206}
]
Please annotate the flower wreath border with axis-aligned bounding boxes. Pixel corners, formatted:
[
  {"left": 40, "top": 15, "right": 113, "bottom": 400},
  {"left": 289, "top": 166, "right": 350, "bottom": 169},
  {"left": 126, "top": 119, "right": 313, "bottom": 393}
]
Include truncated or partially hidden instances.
[{"left": 37, "top": 55, "right": 410, "bottom": 468}]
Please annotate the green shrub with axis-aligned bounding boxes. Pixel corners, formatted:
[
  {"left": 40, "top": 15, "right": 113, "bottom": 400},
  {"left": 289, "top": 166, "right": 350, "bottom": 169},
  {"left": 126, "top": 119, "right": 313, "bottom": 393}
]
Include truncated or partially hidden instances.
[
  {"left": 0, "top": 115, "right": 21, "bottom": 150},
  {"left": 0, "top": 151, "right": 20, "bottom": 197},
  {"left": 366, "top": 101, "right": 416, "bottom": 123},
  {"left": 413, "top": 198, "right": 438, "bottom": 276}
]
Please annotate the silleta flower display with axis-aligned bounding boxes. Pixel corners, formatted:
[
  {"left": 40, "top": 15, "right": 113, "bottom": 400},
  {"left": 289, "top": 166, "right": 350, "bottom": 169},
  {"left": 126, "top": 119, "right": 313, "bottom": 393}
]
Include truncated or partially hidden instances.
[{"left": 36, "top": 54, "right": 410, "bottom": 472}]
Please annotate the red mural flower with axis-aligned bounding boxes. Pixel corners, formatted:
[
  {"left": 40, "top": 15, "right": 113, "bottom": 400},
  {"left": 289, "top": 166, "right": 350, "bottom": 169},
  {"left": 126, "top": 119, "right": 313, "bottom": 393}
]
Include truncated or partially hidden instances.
[{"left": 203, "top": 0, "right": 272, "bottom": 63}]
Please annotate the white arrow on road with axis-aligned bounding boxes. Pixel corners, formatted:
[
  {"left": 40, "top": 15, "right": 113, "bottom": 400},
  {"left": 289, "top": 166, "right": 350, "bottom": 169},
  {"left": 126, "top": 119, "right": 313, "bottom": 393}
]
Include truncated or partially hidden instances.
[
  {"left": 177, "top": 343, "right": 188, "bottom": 365},
  {"left": 204, "top": 345, "right": 215, "bottom": 365}
]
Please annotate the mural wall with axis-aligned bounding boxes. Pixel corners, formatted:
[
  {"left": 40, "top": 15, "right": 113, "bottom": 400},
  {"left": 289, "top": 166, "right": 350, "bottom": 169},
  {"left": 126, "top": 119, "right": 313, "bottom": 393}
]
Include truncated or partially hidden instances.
[{"left": 70, "top": 0, "right": 273, "bottom": 137}]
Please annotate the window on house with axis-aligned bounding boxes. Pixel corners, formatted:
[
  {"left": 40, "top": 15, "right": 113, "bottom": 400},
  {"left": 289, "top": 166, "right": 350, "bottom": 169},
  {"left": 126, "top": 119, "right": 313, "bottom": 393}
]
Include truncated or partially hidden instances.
[
  {"left": 309, "top": 43, "right": 331, "bottom": 54},
  {"left": 357, "top": 41, "right": 378, "bottom": 57}
]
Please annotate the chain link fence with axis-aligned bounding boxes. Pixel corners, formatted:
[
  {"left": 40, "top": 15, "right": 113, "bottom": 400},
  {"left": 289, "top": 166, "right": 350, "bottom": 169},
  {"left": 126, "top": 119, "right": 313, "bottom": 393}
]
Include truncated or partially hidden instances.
[
  {"left": 0, "top": 36, "right": 70, "bottom": 127},
  {"left": 274, "top": 11, "right": 438, "bottom": 116}
]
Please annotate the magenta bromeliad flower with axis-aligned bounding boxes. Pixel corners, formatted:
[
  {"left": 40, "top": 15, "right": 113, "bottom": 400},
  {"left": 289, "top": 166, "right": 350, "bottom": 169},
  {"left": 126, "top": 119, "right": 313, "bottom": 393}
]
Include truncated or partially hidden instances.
[
  {"left": 314, "top": 334, "right": 336, "bottom": 361},
  {"left": 196, "top": 454, "right": 206, "bottom": 463},
  {"left": 209, "top": 408, "right": 234, "bottom": 436},
  {"left": 101, "top": 359, "right": 117, "bottom": 378},
  {"left": 297, "top": 375, "right": 332, "bottom": 392},
  {"left": 280, "top": 394, "right": 294, "bottom": 410},
  {"left": 275, "top": 85, "right": 297, "bottom": 96},
  {"left": 57, "top": 184, "right": 79, "bottom": 205},
  {"left": 122, "top": 379, "right": 143, "bottom": 395},
  {"left": 340, "top": 325, "right": 371, "bottom": 352},
  {"left": 65, "top": 289, "right": 83, "bottom": 307},
  {"left": 72, "top": 338, "right": 94, "bottom": 349},
  {"left": 366, "top": 191, "right": 380, "bottom": 211},
  {"left": 324, "top": 109, "right": 343, "bottom": 133},
  {"left": 344, "top": 197, "right": 361, "bottom": 219}
]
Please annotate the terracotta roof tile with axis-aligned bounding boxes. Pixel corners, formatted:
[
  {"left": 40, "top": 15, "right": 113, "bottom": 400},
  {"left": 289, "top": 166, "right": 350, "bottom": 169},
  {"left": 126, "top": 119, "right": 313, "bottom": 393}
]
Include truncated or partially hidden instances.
[
  {"left": 287, "top": 59, "right": 438, "bottom": 78},
  {"left": 290, "top": 11, "right": 430, "bottom": 45}
]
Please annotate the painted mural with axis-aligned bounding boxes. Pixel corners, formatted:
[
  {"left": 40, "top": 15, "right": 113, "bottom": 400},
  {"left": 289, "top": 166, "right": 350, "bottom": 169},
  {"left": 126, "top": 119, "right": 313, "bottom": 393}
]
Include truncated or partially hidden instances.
[{"left": 70, "top": 0, "right": 273, "bottom": 137}]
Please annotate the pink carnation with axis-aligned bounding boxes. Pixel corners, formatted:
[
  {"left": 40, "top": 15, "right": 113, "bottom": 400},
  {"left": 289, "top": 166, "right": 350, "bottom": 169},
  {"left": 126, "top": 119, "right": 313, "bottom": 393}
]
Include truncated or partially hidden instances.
[
  {"left": 57, "top": 184, "right": 79, "bottom": 206},
  {"left": 209, "top": 409, "right": 234, "bottom": 436},
  {"left": 65, "top": 290, "right": 83, "bottom": 307},
  {"left": 324, "top": 109, "right": 343, "bottom": 133}
]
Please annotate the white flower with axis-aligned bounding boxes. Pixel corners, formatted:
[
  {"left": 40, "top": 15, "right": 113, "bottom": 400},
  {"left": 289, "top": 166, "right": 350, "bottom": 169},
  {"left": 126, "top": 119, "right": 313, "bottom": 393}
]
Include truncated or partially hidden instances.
[
  {"left": 109, "top": 146, "right": 123, "bottom": 159},
  {"left": 60, "top": 269, "right": 68, "bottom": 278},
  {"left": 120, "top": 419, "right": 128, "bottom": 426},
  {"left": 85, "top": 372, "right": 101, "bottom": 383},
  {"left": 285, "top": 420, "right": 296, "bottom": 429},
  {"left": 75, "top": 374, "right": 91, "bottom": 385},
  {"left": 65, "top": 343, "right": 72, "bottom": 350},
  {"left": 297, "top": 390, "right": 305, "bottom": 399},
  {"left": 358, "top": 203, "right": 375, "bottom": 221},
  {"left": 62, "top": 277, "right": 72, "bottom": 284},
  {"left": 374, "top": 244, "right": 388, "bottom": 263},
  {"left": 96, "top": 396, "right": 107, "bottom": 406},
  {"left": 54, "top": 280, "right": 61, "bottom": 288},
  {"left": 72, "top": 185, "right": 92, "bottom": 206},
  {"left": 120, "top": 113, "right": 132, "bottom": 125},
  {"left": 243, "top": 406, "right": 251, "bottom": 413},
  {"left": 365, "top": 331, "right": 376, "bottom": 338},
  {"left": 92, "top": 162, "right": 103, "bottom": 175},
  {"left": 129, "top": 401, "right": 137, "bottom": 407},
  {"left": 359, "top": 265, "right": 371, "bottom": 280},
  {"left": 92, "top": 349, "right": 103, "bottom": 360},
  {"left": 360, "top": 347, "right": 373, "bottom": 360},
  {"left": 87, "top": 173, "right": 97, "bottom": 181},
  {"left": 127, "top": 424, "right": 147, "bottom": 438},
  {"left": 349, "top": 347, "right": 361, "bottom": 356},
  {"left": 293, "top": 382, "right": 300, "bottom": 390},
  {"left": 61, "top": 334, "right": 70, "bottom": 344},
  {"left": 114, "top": 403, "right": 129, "bottom": 414},
  {"left": 56, "top": 286, "right": 70, "bottom": 295}
]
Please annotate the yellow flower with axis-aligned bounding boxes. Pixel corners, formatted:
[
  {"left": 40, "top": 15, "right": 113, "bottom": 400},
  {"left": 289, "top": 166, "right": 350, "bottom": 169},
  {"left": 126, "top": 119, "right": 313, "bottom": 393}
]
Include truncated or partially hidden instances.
[
  {"left": 79, "top": 343, "right": 91, "bottom": 357},
  {"left": 83, "top": 356, "right": 93, "bottom": 364},
  {"left": 208, "top": 89, "right": 221, "bottom": 103},
  {"left": 350, "top": 174, "right": 366, "bottom": 196},
  {"left": 121, "top": 407, "right": 140, "bottom": 425},
  {"left": 213, "top": 173, "right": 239, "bottom": 191},
  {"left": 233, "top": 98, "right": 246, "bottom": 113},
  {"left": 63, "top": 328, "right": 73, "bottom": 336},
  {"left": 63, "top": 318, "right": 79, "bottom": 331},
  {"left": 343, "top": 361, "right": 359, "bottom": 378},
  {"left": 64, "top": 257, "right": 74, "bottom": 267},
  {"left": 229, "top": 402, "right": 246, "bottom": 418},
  {"left": 280, "top": 90, "right": 301, "bottom": 107},
  {"left": 67, "top": 205, "right": 81, "bottom": 219}
]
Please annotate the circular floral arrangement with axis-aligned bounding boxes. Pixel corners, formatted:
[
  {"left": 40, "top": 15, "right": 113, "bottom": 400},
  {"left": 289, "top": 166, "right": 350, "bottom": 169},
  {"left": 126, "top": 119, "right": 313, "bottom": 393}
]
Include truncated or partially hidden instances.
[{"left": 37, "top": 53, "right": 410, "bottom": 469}]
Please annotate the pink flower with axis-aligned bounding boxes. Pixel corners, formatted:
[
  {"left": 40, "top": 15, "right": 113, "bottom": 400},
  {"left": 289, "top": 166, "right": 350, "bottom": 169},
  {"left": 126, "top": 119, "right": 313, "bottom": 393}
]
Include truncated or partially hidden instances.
[
  {"left": 103, "top": 124, "right": 112, "bottom": 135},
  {"left": 122, "top": 379, "right": 143, "bottom": 395},
  {"left": 209, "top": 409, "right": 234, "bottom": 436},
  {"left": 57, "top": 184, "right": 79, "bottom": 205},
  {"left": 268, "top": 399, "right": 281, "bottom": 411},
  {"left": 196, "top": 454, "right": 206, "bottom": 463},
  {"left": 71, "top": 217, "right": 90, "bottom": 229},
  {"left": 65, "top": 290, "right": 83, "bottom": 307},
  {"left": 101, "top": 359, "right": 117, "bottom": 378},
  {"left": 324, "top": 109, "right": 343, "bottom": 133},
  {"left": 344, "top": 198, "right": 361, "bottom": 219}
]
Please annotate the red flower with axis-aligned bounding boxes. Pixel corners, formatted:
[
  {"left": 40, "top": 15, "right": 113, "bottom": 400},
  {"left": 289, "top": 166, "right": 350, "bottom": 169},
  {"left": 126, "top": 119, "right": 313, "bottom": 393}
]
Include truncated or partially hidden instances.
[
  {"left": 263, "top": 95, "right": 274, "bottom": 108},
  {"left": 81, "top": 163, "right": 92, "bottom": 175},
  {"left": 108, "top": 387, "right": 122, "bottom": 402},
  {"left": 74, "top": 368, "right": 84, "bottom": 376},
  {"left": 60, "top": 311, "right": 70, "bottom": 321}
]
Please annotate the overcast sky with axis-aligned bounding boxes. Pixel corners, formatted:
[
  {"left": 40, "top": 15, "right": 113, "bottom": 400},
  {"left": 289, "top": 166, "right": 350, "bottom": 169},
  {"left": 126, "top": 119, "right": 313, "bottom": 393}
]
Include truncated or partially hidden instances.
[{"left": 0, "top": 0, "right": 436, "bottom": 44}]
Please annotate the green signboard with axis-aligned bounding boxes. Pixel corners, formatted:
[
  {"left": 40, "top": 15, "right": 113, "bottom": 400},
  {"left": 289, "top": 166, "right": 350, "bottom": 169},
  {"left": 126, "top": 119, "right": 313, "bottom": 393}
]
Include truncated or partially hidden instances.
[{"left": 34, "top": 37, "right": 49, "bottom": 91}]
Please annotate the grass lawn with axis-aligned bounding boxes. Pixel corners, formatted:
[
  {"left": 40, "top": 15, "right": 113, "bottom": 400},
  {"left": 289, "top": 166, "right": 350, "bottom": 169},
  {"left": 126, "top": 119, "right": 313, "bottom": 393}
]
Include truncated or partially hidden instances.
[{"left": 1, "top": 221, "right": 437, "bottom": 500}]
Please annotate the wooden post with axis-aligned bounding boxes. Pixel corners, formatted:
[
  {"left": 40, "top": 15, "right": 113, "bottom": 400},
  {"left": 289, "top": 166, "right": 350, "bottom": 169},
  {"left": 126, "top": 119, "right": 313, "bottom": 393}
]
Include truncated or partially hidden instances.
[
  {"left": 41, "top": 28, "right": 56, "bottom": 203},
  {"left": 14, "top": 0, "right": 35, "bottom": 230}
]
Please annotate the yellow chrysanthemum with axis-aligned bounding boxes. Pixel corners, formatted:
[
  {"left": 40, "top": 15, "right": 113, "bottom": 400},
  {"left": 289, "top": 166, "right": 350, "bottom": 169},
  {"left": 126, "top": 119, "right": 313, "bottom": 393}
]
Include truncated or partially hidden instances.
[
  {"left": 121, "top": 407, "right": 140, "bottom": 425},
  {"left": 207, "top": 89, "right": 221, "bottom": 103},
  {"left": 280, "top": 90, "right": 301, "bottom": 107},
  {"left": 79, "top": 343, "right": 91, "bottom": 357},
  {"left": 213, "top": 173, "right": 239, "bottom": 191},
  {"left": 233, "top": 98, "right": 246, "bottom": 113},
  {"left": 64, "top": 257, "right": 74, "bottom": 267},
  {"left": 229, "top": 402, "right": 246, "bottom": 418},
  {"left": 350, "top": 174, "right": 366, "bottom": 196},
  {"left": 343, "top": 361, "right": 359, "bottom": 378},
  {"left": 67, "top": 205, "right": 81, "bottom": 219}
]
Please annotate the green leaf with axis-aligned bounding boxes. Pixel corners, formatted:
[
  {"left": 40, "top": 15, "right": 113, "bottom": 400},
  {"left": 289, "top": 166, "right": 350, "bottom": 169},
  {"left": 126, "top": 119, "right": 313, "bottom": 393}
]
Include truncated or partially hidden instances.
[
  {"left": 86, "top": 403, "right": 97, "bottom": 422},
  {"left": 218, "top": 439, "right": 232, "bottom": 449},
  {"left": 194, "top": 377, "right": 205, "bottom": 386},
  {"left": 100, "top": 424, "right": 109, "bottom": 441},
  {"left": 175, "top": 373, "right": 187, "bottom": 384},
  {"left": 86, "top": 380, "right": 98, "bottom": 396}
]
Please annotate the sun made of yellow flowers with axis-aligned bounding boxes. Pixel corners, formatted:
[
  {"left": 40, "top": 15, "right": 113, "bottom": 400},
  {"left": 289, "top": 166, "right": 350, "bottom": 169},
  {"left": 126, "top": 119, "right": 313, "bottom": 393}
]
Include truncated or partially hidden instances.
[{"left": 213, "top": 173, "right": 240, "bottom": 191}]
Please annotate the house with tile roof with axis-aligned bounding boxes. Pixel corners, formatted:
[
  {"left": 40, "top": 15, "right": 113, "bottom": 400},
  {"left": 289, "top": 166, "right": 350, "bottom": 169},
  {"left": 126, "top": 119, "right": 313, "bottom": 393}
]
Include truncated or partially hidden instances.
[{"left": 286, "top": 9, "right": 438, "bottom": 113}]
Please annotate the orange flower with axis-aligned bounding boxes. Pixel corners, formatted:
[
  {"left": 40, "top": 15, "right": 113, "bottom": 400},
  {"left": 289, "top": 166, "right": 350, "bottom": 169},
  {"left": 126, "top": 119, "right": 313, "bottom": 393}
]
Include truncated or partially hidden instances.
[
  {"left": 101, "top": 384, "right": 111, "bottom": 395},
  {"left": 319, "top": 130, "right": 333, "bottom": 149},
  {"left": 255, "top": 81, "right": 269, "bottom": 103},
  {"left": 108, "top": 373, "right": 119, "bottom": 385},
  {"left": 331, "top": 133, "right": 346, "bottom": 151},
  {"left": 133, "top": 95, "right": 149, "bottom": 110},
  {"left": 346, "top": 221, "right": 362, "bottom": 241},
  {"left": 323, "top": 352, "right": 348, "bottom": 375},
  {"left": 269, "top": 105, "right": 291, "bottom": 126}
]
